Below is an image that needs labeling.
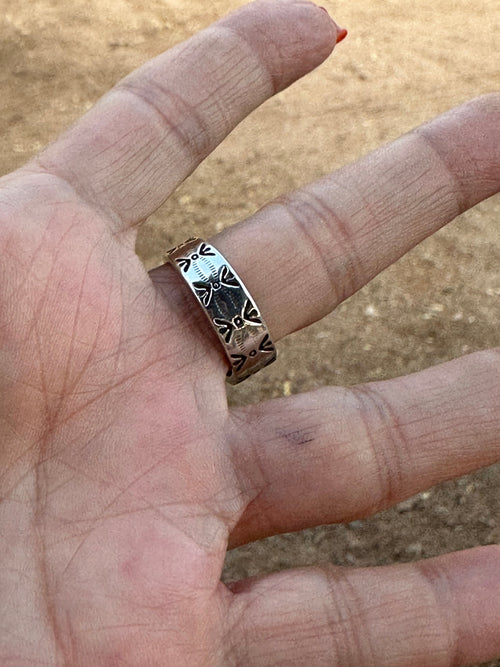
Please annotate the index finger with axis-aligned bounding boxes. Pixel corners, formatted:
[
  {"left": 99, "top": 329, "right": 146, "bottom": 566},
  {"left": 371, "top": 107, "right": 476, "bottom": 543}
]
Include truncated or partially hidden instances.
[{"left": 28, "top": 0, "right": 342, "bottom": 233}]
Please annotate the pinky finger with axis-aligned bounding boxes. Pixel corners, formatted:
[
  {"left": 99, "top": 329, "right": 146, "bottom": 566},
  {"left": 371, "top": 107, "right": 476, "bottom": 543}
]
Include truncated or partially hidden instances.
[{"left": 228, "top": 546, "right": 500, "bottom": 667}]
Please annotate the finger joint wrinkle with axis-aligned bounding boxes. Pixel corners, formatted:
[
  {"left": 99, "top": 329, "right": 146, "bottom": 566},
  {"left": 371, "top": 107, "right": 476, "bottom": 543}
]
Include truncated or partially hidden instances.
[
  {"left": 319, "top": 564, "right": 374, "bottom": 665},
  {"left": 412, "top": 127, "right": 469, "bottom": 217},
  {"left": 277, "top": 189, "right": 363, "bottom": 306},
  {"left": 350, "top": 384, "right": 409, "bottom": 511},
  {"left": 116, "top": 79, "right": 215, "bottom": 163}
]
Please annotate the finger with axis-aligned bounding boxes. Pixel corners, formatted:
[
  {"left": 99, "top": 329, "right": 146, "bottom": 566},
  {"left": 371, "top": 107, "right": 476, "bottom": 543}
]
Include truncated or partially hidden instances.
[
  {"left": 30, "top": 0, "right": 341, "bottom": 231},
  {"left": 229, "top": 546, "right": 500, "bottom": 667},
  {"left": 214, "top": 94, "right": 500, "bottom": 340},
  {"left": 228, "top": 348, "right": 500, "bottom": 546}
]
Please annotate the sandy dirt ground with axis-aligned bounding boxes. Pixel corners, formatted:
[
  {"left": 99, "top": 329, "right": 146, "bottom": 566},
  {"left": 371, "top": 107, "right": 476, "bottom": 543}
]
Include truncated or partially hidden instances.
[{"left": 1, "top": 0, "right": 499, "bottom": 664}]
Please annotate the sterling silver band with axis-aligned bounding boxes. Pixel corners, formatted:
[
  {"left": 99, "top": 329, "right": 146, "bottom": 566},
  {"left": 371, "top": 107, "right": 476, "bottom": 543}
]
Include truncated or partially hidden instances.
[{"left": 166, "top": 238, "right": 276, "bottom": 384}]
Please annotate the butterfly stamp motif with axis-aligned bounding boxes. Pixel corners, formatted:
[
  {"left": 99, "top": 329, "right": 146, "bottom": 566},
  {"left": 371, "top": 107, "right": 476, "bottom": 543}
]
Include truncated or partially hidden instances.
[
  {"left": 213, "top": 299, "right": 262, "bottom": 343},
  {"left": 229, "top": 334, "right": 276, "bottom": 372},
  {"left": 193, "top": 265, "right": 239, "bottom": 306},
  {"left": 175, "top": 242, "right": 215, "bottom": 273}
]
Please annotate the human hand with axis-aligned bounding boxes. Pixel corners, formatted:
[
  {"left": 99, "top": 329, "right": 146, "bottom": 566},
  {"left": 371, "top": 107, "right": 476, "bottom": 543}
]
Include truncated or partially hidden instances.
[{"left": 1, "top": 1, "right": 499, "bottom": 665}]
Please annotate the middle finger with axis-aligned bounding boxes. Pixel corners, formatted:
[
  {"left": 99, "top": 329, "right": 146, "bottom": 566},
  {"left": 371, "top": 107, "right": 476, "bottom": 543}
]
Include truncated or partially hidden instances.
[{"left": 213, "top": 95, "right": 500, "bottom": 341}]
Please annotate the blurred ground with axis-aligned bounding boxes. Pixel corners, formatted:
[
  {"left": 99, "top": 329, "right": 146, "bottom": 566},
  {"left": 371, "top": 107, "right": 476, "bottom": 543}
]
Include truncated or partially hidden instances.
[{"left": 1, "top": 0, "right": 499, "bottom": 664}]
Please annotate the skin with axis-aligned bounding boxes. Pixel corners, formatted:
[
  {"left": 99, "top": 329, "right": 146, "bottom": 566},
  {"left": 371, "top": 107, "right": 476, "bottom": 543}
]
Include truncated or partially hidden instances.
[{"left": 0, "top": 0, "right": 499, "bottom": 665}]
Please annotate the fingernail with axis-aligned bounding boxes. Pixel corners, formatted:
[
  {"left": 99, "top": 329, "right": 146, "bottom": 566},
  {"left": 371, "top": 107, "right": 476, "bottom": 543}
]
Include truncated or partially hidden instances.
[
  {"left": 318, "top": 6, "right": 348, "bottom": 45},
  {"left": 336, "top": 27, "right": 348, "bottom": 44}
]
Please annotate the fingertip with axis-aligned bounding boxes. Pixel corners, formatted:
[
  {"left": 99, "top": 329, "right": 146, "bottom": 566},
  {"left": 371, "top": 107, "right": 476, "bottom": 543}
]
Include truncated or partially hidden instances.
[
  {"left": 318, "top": 6, "right": 348, "bottom": 44},
  {"left": 219, "top": 0, "right": 340, "bottom": 94}
]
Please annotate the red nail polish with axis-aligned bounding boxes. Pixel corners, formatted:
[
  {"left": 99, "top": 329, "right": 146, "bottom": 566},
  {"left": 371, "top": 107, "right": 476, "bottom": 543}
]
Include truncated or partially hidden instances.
[{"left": 336, "top": 28, "right": 348, "bottom": 44}]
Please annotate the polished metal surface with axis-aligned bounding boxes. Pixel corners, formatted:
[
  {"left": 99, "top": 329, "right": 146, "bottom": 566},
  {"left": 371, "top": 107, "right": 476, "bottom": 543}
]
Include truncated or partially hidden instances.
[{"left": 166, "top": 238, "right": 276, "bottom": 384}]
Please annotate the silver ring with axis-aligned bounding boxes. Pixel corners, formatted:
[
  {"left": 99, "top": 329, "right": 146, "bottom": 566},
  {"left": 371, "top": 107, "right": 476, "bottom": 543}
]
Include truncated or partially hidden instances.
[{"left": 166, "top": 238, "right": 276, "bottom": 384}]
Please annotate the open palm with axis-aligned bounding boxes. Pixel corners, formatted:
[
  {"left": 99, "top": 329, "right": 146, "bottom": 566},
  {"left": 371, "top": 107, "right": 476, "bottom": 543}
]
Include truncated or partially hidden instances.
[{"left": 1, "top": 2, "right": 499, "bottom": 665}]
